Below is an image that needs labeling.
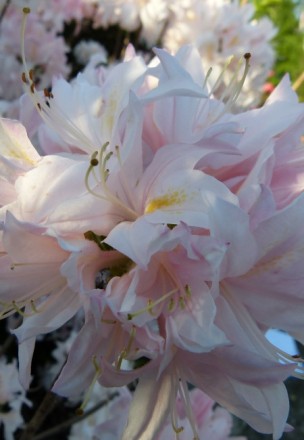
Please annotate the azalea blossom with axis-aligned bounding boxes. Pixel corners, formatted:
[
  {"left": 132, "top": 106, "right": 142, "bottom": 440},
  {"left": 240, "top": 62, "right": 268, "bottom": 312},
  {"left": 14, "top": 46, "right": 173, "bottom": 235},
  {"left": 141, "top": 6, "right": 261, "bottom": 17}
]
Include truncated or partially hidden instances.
[{"left": 1, "top": 9, "right": 304, "bottom": 438}]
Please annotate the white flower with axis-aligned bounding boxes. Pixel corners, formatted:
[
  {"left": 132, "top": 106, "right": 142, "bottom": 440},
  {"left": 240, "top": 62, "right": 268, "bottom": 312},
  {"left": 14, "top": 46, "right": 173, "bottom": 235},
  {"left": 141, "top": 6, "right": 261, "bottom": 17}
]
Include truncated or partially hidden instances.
[{"left": 0, "top": 359, "right": 30, "bottom": 440}]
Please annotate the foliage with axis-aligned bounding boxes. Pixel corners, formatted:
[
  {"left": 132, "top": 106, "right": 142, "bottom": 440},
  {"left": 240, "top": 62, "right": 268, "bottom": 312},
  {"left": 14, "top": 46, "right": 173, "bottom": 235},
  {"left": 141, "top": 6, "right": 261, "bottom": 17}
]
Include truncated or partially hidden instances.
[{"left": 253, "top": 0, "right": 304, "bottom": 100}]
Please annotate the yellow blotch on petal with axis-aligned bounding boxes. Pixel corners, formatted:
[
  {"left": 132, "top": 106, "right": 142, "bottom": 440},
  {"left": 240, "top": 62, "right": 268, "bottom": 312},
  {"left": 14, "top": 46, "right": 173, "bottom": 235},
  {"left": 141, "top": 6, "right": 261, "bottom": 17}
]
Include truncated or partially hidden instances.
[
  {"left": 0, "top": 119, "right": 39, "bottom": 166},
  {"left": 145, "top": 190, "right": 187, "bottom": 214}
]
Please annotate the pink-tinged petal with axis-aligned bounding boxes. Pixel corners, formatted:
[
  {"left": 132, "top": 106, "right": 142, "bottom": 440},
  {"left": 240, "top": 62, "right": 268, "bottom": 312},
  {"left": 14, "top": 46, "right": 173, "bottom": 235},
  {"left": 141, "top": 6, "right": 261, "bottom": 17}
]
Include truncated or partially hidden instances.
[
  {"left": 142, "top": 48, "right": 206, "bottom": 104},
  {"left": 225, "top": 193, "right": 304, "bottom": 341},
  {"left": 12, "top": 288, "right": 81, "bottom": 342},
  {"left": 122, "top": 373, "right": 172, "bottom": 440},
  {"left": 115, "top": 91, "right": 144, "bottom": 188},
  {"left": 3, "top": 211, "right": 68, "bottom": 263},
  {"left": 52, "top": 308, "right": 102, "bottom": 398},
  {"left": 14, "top": 154, "right": 122, "bottom": 235},
  {"left": 265, "top": 74, "right": 298, "bottom": 105},
  {"left": 105, "top": 218, "right": 182, "bottom": 269},
  {"left": 187, "top": 351, "right": 293, "bottom": 439},
  {"left": 166, "top": 287, "right": 228, "bottom": 353},
  {"left": 0, "top": 212, "right": 69, "bottom": 305},
  {"left": 201, "top": 194, "right": 257, "bottom": 278},
  {"left": 230, "top": 95, "right": 304, "bottom": 161},
  {"left": 0, "top": 118, "right": 40, "bottom": 183}
]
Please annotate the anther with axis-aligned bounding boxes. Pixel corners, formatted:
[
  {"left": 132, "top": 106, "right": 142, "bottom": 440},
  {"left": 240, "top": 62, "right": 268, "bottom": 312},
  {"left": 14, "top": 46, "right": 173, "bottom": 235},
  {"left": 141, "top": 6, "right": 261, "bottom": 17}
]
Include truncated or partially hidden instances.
[
  {"left": 91, "top": 157, "right": 99, "bottom": 166},
  {"left": 244, "top": 52, "right": 251, "bottom": 60},
  {"left": 185, "top": 285, "right": 191, "bottom": 298},
  {"left": 21, "top": 72, "right": 27, "bottom": 83},
  {"left": 29, "top": 69, "right": 35, "bottom": 81},
  {"left": 30, "top": 83, "right": 35, "bottom": 94},
  {"left": 30, "top": 300, "right": 38, "bottom": 313},
  {"left": 168, "top": 298, "right": 175, "bottom": 312},
  {"left": 179, "top": 297, "right": 186, "bottom": 309},
  {"left": 173, "top": 425, "right": 184, "bottom": 434},
  {"left": 23, "top": 7, "right": 31, "bottom": 14}
]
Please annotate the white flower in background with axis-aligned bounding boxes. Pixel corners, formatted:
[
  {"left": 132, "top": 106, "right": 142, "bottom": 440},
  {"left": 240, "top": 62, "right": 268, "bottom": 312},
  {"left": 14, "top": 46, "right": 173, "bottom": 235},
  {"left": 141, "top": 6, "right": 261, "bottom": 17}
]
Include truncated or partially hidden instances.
[
  {"left": 74, "top": 40, "right": 108, "bottom": 66},
  {"left": 68, "top": 383, "right": 131, "bottom": 440},
  {"left": 163, "top": 0, "right": 277, "bottom": 108},
  {"left": 92, "top": 0, "right": 170, "bottom": 45},
  {"left": 0, "top": 359, "right": 30, "bottom": 440},
  {"left": 0, "top": 4, "right": 70, "bottom": 102}
]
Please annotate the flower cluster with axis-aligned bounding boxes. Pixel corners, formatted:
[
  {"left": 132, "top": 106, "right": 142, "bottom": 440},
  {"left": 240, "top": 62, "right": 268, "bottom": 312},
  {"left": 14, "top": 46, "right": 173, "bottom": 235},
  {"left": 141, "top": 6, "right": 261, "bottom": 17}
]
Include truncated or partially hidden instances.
[
  {"left": 0, "top": 0, "right": 276, "bottom": 117},
  {"left": 1, "top": 6, "right": 304, "bottom": 440}
]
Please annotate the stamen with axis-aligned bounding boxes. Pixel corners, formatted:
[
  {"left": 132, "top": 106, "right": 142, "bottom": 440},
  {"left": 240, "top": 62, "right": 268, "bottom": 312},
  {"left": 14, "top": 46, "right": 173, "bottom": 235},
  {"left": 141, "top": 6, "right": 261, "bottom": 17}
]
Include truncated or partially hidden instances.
[
  {"left": 21, "top": 71, "right": 27, "bottom": 84},
  {"left": 224, "top": 53, "right": 251, "bottom": 113},
  {"left": 178, "top": 296, "right": 186, "bottom": 309},
  {"left": 116, "top": 326, "right": 136, "bottom": 369},
  {"left": 127, "top": 288, "right": 178, "bottom": 320},
  {"left": 168, "top": 298, "right": 176, "bottom": 312},
  {"left": 208, "top": 53, "right": 251, "bottom": 123},
  {"left": 202, "top": 67, "right": 213, "bottom": 90},
  {"left": 208, "top": 55, "right": 233, "bottom": 97},
  {"left": 85, "top": 145, "right": 138, "bottom": 220},
  {"left": 21, "top": 8, "right": 31, "bottom": 83},
  {"left": 178, "top": 374, "right": 199, "bottom": 440},
  {"left": 115, "top": 145, "right": 122, "bottom": 166},
  {"left": 185, "top": 285, "right": 191, "bottom": 298},
  {"left": 30, "top": 299, "right": 38, "bottom": 313},
  {"left": 170, "top": 383, "right": 184, "bottom": 437},
  {"left": 12, "top": 300, "right": 26, "bottom": 316},
  {"left": 76, "top": 355, "right": 102, "bottom": 415},
  {"left": 20, "top": 7, "right": 101, "bottom": 153},
  {"left": 90, "top": 151, "right": 99, "bottom": 167}
]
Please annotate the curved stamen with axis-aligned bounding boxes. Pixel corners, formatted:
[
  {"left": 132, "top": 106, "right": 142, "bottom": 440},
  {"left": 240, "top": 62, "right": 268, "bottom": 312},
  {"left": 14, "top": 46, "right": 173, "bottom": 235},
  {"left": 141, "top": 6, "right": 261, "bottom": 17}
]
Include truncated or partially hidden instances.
[
  {"left": 116, "top": 326, "right": 136, "bottom": 369},
  {"left": 178, "top": 373, "right": 199, "bottom": 440},
  {"left": 127, "top": 288, "right": 179, "bottom": 320},
  {"left": 76, "top": 355, "right": 102, "bottom": 415},
  {"left": 85, "top": 146, "right": 138, "bottom": 220}
]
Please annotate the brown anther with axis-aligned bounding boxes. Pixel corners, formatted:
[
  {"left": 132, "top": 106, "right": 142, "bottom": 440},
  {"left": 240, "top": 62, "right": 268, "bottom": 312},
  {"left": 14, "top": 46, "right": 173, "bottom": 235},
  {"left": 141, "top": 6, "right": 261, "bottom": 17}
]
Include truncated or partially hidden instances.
[
  {"left": 37, "top": 103, "right": 41, "bottom": 111},
  {"left": 90, "top": 158, "right": 99, "bottom": 166},
  {"left": 21, "top": 72, "right": 27, "bottom": 84},
  {"left": 29, "top": 69, "right": 34, "bottom": 81},
  {"left": 44, "top": 88, "right": 49, "bottom": 98},
  {"left": 244, "top": 52, "right": 251, "bottom": 60},
  {"left": 30, "top": 83, "right": 35, "bottom": 94},
  {"left": 23, "top": 7, "right": 31, "bottom": 14}
]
